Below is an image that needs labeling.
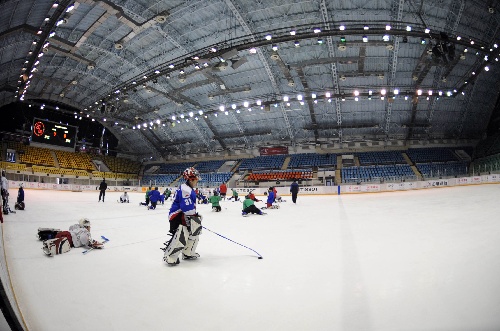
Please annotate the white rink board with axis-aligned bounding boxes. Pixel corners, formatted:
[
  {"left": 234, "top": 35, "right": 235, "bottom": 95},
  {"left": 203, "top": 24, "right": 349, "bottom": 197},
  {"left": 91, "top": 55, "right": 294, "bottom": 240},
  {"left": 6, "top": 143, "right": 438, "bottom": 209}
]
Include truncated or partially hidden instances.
[{"left": 7, "top": 174, "right": 500, "bottom": 196}]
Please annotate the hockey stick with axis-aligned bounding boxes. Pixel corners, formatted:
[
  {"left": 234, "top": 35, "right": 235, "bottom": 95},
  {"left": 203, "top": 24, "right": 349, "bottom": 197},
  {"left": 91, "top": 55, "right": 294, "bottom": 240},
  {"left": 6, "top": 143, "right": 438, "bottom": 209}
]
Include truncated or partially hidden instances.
[
  {"left": 202, "top": 226, "right": 263, "bottom": 259},
  {"left": 82, "top": 236, "right": 109, "bottom": 254}
]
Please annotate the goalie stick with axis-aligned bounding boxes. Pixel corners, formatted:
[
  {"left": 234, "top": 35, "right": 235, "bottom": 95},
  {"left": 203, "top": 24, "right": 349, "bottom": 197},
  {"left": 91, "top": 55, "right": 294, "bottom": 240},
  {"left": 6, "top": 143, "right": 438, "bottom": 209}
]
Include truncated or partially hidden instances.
[{"left": 82, "top": 236, "right": 109, "bottom": 254}]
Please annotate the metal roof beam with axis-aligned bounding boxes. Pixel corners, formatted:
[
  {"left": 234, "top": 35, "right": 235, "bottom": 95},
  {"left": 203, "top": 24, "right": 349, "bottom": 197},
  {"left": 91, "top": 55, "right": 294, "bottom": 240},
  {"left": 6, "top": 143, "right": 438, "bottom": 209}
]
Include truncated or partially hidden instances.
[
  {"left": 224, "top": 0, "right": 294, "bottom": 142},
  {"left": 320, "top": 0, "right": 343, "bottom": 143},
  {"left": 383, "top": 0, "right": 405, "bottom": 138}
]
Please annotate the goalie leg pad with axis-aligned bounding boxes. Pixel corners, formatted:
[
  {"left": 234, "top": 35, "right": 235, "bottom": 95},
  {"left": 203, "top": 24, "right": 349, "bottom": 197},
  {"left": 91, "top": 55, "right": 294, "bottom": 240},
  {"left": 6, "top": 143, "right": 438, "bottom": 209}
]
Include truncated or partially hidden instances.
[
  {"left": 183, "top": 215, "right": 202, "bottom": 258},
  {"left": 188, "top": 215, "right": 202, "bottom": 236},
  {"left": 183, "top": 236, "right": 199, "bottom": 259},
  {"left": 42, "top": 237, "right": 71, "bottom": 256},
  {"left": 163, "top": 225, "right": 189, "bottom": 264}
]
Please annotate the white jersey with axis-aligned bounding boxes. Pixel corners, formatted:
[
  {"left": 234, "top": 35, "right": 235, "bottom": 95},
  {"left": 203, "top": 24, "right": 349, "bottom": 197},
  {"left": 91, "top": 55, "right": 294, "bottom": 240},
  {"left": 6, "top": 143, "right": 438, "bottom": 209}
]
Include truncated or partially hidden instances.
[
  {"left": 68, "top": 224, "right": 92, "bottom": 248},
  {"left": 120, "top": 193, "right": 129, "bottom": 202},
  {"left": 1, "top": 176, "right": 8, "bottom": 191}
]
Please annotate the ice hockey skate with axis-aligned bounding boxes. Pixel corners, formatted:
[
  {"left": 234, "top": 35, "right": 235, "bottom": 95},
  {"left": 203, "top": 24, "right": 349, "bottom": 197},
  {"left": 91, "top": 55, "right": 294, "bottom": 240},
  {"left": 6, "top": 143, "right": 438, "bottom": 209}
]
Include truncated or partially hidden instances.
[{"left": 182, "top": 252, "right": 200, "bottom": 260}]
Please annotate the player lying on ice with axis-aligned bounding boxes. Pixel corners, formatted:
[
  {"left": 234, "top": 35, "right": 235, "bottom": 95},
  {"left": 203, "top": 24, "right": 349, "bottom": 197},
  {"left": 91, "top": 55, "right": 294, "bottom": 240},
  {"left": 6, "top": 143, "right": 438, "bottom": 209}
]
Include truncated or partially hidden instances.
[{"left": 38, "top": 218, "right": 105, "bottom": 256}]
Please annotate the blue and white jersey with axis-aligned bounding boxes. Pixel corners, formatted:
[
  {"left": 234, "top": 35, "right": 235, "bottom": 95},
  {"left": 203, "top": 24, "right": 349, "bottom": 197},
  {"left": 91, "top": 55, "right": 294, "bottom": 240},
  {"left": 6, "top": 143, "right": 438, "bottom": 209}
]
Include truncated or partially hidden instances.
[{"left": 169, "top": 183, "right": 197, "bottom": 220}]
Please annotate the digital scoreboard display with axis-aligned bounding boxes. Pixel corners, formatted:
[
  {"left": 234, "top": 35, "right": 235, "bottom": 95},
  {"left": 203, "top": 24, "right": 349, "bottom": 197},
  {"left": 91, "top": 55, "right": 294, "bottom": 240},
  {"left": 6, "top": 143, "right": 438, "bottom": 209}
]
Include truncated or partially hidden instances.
[{"left": 31, "top": 118, "right": 77, "bottom": 149}]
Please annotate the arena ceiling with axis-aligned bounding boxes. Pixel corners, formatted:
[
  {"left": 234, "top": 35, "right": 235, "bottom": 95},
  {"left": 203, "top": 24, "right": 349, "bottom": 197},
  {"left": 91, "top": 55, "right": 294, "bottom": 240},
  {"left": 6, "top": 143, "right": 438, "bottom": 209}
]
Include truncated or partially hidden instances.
[{"left": 1, "top": 0, "right": 500, "bottom": 159}]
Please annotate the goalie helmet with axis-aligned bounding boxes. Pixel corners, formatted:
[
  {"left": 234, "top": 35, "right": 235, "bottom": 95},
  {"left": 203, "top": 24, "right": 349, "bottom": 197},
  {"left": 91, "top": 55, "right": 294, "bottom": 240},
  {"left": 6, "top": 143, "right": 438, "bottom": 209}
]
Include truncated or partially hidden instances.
[
  {"left": 183, "top": 167, "right": 200, "bottom": 181},
  {"left": 79, "top": 218, "right": 91, "bottom": 228}
]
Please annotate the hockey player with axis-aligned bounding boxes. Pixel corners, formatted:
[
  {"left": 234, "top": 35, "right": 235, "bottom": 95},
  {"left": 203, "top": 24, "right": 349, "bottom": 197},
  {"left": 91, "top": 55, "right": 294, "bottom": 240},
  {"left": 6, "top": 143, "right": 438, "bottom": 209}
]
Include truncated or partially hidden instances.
[
  {"left": 1, "top": 170, "right": 9, "bottom": 214},
  {"left": 197, "top": 190, "right": 208, "bottom": 204},
  {"left": 219, "top": 182, "right": 227, "bottom": 200},
  {"left": 41, "top": 218, "right": 103, "bottom": 256},
  {"left": 164, "top": 187, "right": 172, "bottom": 200},
  {"left": 263, "top": 187, "right": 279, "bottom": 209},
  {"left": 163, "top": 167, "right": 203, "bottom": 266},
  {"left": 247, "top": 190, "right": 261, "bottom": 202},
  {"left": 290, "top": 180, "right": 299, "bottom": 203},
  {"left": 242, "top": 195, "right": 266, "bottom": 216},
  {"left": 228, "top": 188, "right": 240, "bottom": 201},
  {"left": 163, "top": 187, "right": 172, "bottom": 203},
  {"left": 148, "top": 187, "right": 161, "bottom": 210},
  {"left": 119, "top": 192, "right": 130, "bottom": 203},
  {"left": 15, "top": 184, "right": 25, "bottom": 210},
  {"left": 209, "top": 190, "right": 222, "bottom": 212},
  {"left": 272, "top": 186, "right": 284, "bottom": 202},
  {"left": 98, "top": 179, "right": 107, "bottom": 202},
  {"left": 140, "top": 187, "right": 152, "bottom": 206}
]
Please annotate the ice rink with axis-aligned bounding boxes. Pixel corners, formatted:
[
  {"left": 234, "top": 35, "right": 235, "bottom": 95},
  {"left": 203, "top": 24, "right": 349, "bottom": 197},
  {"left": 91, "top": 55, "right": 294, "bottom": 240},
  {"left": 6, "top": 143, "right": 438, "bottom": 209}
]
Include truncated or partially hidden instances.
[{"left": 2, "top": 184, "right": 500, "bottom": 331}]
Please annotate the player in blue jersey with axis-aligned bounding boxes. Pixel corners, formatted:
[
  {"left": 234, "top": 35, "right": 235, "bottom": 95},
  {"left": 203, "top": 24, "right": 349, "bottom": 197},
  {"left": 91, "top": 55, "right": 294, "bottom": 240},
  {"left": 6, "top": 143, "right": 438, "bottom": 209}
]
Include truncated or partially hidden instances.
[{"left": 163, "top": 167, "right": 203, "bottom": 266}]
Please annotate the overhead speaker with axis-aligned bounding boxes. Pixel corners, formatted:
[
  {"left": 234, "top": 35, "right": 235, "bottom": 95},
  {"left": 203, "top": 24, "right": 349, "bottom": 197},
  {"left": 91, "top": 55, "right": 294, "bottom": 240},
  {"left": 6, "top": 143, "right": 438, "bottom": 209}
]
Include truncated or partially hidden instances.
[
  {"left": 378, "top": 74, "right": 384, "bottom": 80},
  {"left": 155, "top": 15, "right": 167, "bottom": 23},
  {"left": 338, "top": 45, "right": 347, "bottom": 51},
  {"left": 71, "top": 80, "right": 78, "bottom": 85},
  {"left": 412, "top": 75, "right": 418, "bottom": 81},
  {"left": 340, "top": 75, "right": 346, "bottom": 81},
  {"left": 87, "top": 64, "right": 95, "bottom": 70},
  {"left": 115, "top": 43, "right": 123, "bottom": 50},
  {"left": 59, "top": 93, "right": 65, "bottom": 97},
  {"left": 288, "top": 80, "right": 295, "bottom": 87},
  {"left": 386, "top": 44, "right": 394, "bottom": 50},
  {"left": 270, "top": 52, "right": 280, "bottom": 60},
  {"left": 43, "top": 48, "right": 49, "bottom": 53},
  {"left": 460, "top": 54, "right": 466, "bottom": 60},
  {"left": 231, "top": 57, "right": 248, "bottom": 70}
]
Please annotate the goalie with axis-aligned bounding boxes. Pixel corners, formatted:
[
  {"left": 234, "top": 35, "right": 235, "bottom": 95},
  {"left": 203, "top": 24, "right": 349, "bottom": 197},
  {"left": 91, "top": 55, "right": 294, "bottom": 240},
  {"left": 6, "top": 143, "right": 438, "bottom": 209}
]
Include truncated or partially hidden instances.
[
  {"left": 163, "top": 167, "right": 203, "bottom": 266},
  {"left": 39, "top": 218, "right": 104, "bottom": 256}
]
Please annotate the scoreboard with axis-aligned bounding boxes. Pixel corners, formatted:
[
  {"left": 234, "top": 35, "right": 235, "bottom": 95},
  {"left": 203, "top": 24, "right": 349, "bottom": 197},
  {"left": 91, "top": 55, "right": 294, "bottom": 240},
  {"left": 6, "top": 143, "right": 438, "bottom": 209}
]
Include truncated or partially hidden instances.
[{"left": 31, "top": 118, "right": 77, "bottom": 149}]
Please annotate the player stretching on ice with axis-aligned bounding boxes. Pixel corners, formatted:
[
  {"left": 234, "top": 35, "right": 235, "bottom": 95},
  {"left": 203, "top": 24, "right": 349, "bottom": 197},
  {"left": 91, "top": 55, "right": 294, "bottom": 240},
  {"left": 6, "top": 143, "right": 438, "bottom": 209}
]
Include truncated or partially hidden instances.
[
  {"left": 163, "top": 167, "right": 203, "bottom": 266},
  {"left": 263, "top": 187, "right": 279, "bottom": 209},
  {"left": 242, "top": 195, "right": 266, "bottom": 216}
]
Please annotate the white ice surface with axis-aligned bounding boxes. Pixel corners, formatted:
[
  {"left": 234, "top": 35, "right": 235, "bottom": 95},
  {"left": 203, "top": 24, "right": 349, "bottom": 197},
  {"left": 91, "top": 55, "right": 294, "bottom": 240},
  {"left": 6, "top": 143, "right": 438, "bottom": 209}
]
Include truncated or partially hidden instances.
[{"left": 3, "top": 185, "right": 500, "bottom": 331}]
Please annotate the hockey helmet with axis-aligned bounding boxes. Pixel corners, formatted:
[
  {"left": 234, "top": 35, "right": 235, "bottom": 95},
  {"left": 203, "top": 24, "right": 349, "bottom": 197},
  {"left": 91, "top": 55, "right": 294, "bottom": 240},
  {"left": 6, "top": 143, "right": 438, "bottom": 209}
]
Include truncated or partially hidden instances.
[
  {"left": 183, "top": 167, "right": 200, "bottom": 180},
  {"left": 79, "top": 218, "right": 91, "bottom": 228},
  {"left": 213, "top": 190, "right": 219, "bottom": 196}
]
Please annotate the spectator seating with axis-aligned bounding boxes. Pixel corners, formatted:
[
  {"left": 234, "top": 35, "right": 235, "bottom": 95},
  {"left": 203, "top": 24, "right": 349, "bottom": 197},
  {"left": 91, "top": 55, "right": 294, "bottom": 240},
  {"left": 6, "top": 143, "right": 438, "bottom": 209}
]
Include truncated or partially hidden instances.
[
  {"left": 157, "top": 162, "right": 194, "bottom": 174},
  {"left": 406, "top": 148, "right": 458, "bottom": 163},
  {"left": 141, "top": 174, "right": 180, "bottom": 186},
  {"left": 14, "top": 145, "right": 56, "bottom": 167},
  {"left": 247, "top": 169, "right": 313, "bottom": 181},
  {"left": 356, "top": 151, "right": 406, "bottom": 165},
  {"left": 238, "top": 155, "right": 286, "bottom": 171},
  {"left": 199, "top": 172, "right": 233, "bottom": 186},
  {"left": 288, "top": 153, "right": 337, "bottom": 168},
  {"left": 416, "top": 161, "right": 469, "bottom": 178},
  {"left": 91, "top": 154, "right": 141, "bottom": 174},
  {"left": 55, "top": 150, "right": 95, "bottom": 170},
  {"left": 0, "top": 161, "right": 26, "bottom": 171},
  {"left": 472, "top": 153, "right": 500, "bottom": 173},
  {"left": 341, "top": 165, "right": 415, "bottom": 183},
  {"left": 195, "top": 160, "right": 226, "bottom": 172}
]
